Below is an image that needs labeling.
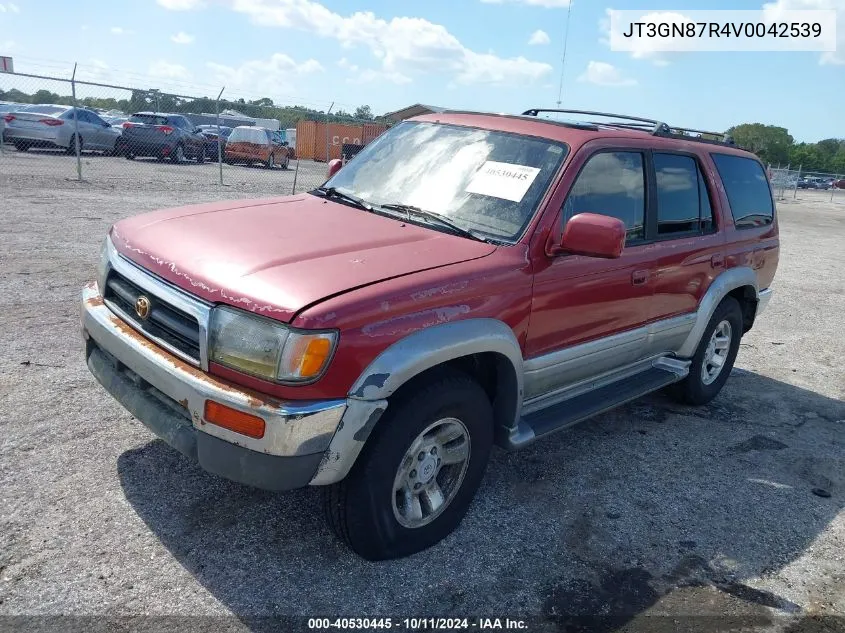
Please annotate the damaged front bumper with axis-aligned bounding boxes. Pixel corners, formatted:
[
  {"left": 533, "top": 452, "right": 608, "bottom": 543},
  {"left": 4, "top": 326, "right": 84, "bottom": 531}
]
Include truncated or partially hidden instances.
[{"left": 82, "top": 281, "right": 383, "bottom": 490}]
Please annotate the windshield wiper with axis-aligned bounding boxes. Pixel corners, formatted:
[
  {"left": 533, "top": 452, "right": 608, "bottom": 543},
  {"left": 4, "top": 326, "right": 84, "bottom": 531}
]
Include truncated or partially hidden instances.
[
  {"left": 379, "top": 203, "right": 489, "bottom": 242},
  {"left": 314, "top": 186, "right": 373, "bottom": 211}
]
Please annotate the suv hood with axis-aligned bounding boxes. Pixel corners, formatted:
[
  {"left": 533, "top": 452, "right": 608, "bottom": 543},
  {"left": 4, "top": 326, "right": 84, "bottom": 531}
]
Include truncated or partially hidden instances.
[{"left": 111, "top": 194, "right": 497, "bottom": 322}]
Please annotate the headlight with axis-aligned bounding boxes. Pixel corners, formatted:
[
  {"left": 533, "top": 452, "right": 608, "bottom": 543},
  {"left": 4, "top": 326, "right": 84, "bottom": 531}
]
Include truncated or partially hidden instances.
[
  {"left": 209, "top": 306, "right": 338, "bottom": 383},
  {"left": 97, "top": 234, "right": 113, "bottom": 293}
]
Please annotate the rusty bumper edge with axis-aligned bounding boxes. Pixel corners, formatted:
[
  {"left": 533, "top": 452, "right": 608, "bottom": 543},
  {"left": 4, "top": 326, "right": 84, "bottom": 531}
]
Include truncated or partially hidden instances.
[{"left": 81, "top": 281, "right": 346, "bottom": 459}]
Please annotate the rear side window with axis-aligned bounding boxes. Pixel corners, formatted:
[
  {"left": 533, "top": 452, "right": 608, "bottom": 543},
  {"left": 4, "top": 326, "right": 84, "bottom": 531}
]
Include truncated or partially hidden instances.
[
  {"left": 711, "top": 154, "right": 774, "bottom": 228},
  {"left": 563, "top": 151, "right": 645, "bottom": 242},
  {"left": 654, "top": 153, "right": 714, "bottom": 235}
]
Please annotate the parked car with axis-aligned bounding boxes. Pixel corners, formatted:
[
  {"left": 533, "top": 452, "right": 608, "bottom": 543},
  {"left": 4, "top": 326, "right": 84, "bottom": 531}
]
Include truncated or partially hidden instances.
[
  {"left": 3, "top": 104, "right": 121, "bottom": 153},
  {"left": 833, "top": 178, "right": 845, "bottom": 189},
  {"left": 82, "top": 107, "right": 778, "bottom": 560},
  {"left": 224, "top": 125, "right": 289, "bottom": 168},
  {"left": 116, "top": 112, "right": 206, "bottom": 163},
  {"left": 196, "top": 124, "right": 233, "bottom": 159}
]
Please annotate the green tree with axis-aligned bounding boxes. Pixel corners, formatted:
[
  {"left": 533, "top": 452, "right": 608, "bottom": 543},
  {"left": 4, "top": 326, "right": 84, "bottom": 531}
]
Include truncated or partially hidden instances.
[
  {"left": 354, "top": 105, "right": 374, "bottom": 121},
  {"left": 726, "top": 123, "right": 793, "bottom": 166}
]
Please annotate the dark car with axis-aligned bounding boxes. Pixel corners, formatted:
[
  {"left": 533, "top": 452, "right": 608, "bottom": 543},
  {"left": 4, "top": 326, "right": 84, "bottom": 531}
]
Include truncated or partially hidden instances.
[
  {"left": 116, "top": 112, "right": 206, "bottom": 163},
  {"left": 196, "top": 125, "right": 233, "bottom": 159}
]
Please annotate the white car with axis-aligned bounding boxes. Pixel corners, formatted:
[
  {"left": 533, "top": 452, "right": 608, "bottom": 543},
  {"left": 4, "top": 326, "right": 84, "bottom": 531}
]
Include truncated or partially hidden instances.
[{"left": 3, "top": 104, "right": 121, "bottom": 153}]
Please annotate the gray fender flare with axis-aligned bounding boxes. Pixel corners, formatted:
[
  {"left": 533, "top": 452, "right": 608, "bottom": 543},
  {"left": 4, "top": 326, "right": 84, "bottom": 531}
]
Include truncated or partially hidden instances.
[
  {"left": 676, "top": 266, "right": 758, "bottom": 358},
  {"left": 309, "top": 318, "right": 524, "bottom": 486}
]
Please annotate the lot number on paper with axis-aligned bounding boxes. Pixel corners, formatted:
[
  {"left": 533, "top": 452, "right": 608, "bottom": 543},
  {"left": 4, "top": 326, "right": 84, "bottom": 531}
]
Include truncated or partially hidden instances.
[{"left": 466, "top": 161, "right": 541, "bottom": 203}]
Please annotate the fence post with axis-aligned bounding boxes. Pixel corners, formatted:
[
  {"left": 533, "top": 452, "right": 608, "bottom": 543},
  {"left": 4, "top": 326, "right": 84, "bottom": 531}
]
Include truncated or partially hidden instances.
[
  {"left": 71, "top": 63, "right": 82, "bottom": 181},
  {"left": 793, "top": 165, "right": 801, "bottom": 199},
  {"left": 291, "top": 145, "right": 300, "bottom": 194},
  {"left": 325, "top": 102, "right": 334, "bottom": 163},
  {"left": 215, "top": 86, "right": 224, "bottom": 186}
]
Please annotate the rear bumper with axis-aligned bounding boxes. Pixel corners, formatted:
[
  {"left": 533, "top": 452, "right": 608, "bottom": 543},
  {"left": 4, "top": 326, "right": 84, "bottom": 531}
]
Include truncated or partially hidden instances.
[
  {"left": 82, "top": 282, "right": 348, "bottom": 490},
  {"left": 120, "top": 139, "right": 176, "bottom": 156},
  {"left": 4, "top": 128, "right": 63, "bottom": 144}
]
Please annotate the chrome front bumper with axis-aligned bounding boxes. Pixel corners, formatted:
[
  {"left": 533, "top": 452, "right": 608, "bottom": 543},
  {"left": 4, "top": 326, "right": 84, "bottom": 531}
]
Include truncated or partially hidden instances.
[{"left": 82, "top": 281, "right": 346, "bottom": 460}]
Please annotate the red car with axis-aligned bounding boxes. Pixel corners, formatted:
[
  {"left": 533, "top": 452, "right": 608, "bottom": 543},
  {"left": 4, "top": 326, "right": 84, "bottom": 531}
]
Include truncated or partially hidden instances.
[{"left": 82, "top": 108, "right": 779, "bottom": 560}]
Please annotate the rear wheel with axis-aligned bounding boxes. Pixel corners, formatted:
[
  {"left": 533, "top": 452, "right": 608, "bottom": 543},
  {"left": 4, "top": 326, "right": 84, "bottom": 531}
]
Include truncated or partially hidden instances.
[
  {"left": 170, "top": 144, "right": 185, "bottom": 163},
  {"left": 265, "top": 153, "right": 275, "bottom": 169},
  {"left": 323, "top": 368, "right": 493, "bottom": 560},
  {"left": 66, "top": 134, "right": 82, "bottom": 155},
  {"left": 668, "top": 296, "right": 743, "bottom": 406}
]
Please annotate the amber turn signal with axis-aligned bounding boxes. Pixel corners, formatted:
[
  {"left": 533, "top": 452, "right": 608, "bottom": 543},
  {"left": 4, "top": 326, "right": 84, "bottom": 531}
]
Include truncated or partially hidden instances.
[{"left": 203, "top": 400, "right": 266, "bottom": 439}]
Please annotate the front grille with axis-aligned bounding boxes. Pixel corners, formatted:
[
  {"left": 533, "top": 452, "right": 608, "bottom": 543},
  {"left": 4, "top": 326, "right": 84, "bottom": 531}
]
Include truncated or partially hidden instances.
[{"left": 104, "top": 270, "right": 201, "bottom": 363}]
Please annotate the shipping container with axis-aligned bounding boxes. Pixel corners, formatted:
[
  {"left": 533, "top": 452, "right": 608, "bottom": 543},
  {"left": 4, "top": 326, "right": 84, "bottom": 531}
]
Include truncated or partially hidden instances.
[{"left": 295, "top": 120, "right": 388, "bottom": 161}]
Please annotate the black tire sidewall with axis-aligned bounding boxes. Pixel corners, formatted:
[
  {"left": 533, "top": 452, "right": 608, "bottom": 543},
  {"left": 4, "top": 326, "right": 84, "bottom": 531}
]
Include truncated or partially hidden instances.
[
  {"left": 341, "top": 372, "right": 493, "bottom": 560},
  {"left": 683, "top": 297, "right": 743, "bottom": 404}
]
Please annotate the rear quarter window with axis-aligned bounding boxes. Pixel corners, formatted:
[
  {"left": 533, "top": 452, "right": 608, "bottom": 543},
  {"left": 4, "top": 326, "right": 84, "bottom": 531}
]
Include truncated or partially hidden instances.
[{"left": 711, "top": 154, "right": 774, "bottom": 228}]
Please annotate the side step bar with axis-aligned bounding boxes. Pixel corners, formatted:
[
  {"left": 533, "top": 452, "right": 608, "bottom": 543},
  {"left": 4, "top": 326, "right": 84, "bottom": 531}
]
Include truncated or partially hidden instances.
[{"left": 506, "top": 358, "right": 690, "bottom": 449}]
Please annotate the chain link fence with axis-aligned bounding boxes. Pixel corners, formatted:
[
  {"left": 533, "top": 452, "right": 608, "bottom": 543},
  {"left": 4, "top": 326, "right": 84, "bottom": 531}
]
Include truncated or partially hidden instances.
[
  {"left": 1, "top": 70, "right": 389, "bottom": 197},
  {"left": 768, "top": 164, "right": 845, "bottom": 203}
]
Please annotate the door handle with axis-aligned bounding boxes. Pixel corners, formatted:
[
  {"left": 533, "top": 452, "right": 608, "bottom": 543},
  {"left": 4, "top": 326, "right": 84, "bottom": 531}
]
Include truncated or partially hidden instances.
[
  {"left": 632, "top": 270, "right": 649, "bottom": 286},
  {"left": 711, "top": 254, "right": 725, "bottom": 268}
]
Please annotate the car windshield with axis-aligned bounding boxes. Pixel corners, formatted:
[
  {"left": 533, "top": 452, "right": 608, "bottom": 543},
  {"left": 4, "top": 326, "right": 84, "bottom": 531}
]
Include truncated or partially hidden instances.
[
  {"left": 128, "top": 114, "right": 169, "bottom": 125},
  {"left": 21, "top": 105, "right": 67, "bottom": 115},
  {"left": 322, "top": 121, "right": 568, "bottom": 242}
]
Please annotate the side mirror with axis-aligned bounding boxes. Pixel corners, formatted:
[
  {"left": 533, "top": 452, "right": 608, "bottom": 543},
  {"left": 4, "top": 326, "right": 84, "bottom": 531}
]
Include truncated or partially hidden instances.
[
  {"left": 550, "top": 212, "right": 626, "bottom": 259},
  {"left": 327, "top": 158, "right": 343, "bottom": 179}
]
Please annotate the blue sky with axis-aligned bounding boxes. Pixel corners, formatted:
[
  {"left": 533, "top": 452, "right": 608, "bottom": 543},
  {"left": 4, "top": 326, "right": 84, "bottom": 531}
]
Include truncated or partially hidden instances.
[{"left": 0, "top": 0, "right": 842, "bottom": 142}]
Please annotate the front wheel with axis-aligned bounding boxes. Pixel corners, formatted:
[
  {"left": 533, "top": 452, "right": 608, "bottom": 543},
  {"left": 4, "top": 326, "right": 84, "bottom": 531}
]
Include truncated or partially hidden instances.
[
  {"left": 668, "top": 296, "right": 743, "bottom": 406},
  {"left": 323, "top": 368, "right": 493, "bottom": 560}
]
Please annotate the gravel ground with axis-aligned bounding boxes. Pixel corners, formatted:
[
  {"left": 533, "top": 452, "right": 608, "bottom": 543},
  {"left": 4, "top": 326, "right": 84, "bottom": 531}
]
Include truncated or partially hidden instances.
[{"left": 1, "top": 151, "right": 845, "bottom": 632}]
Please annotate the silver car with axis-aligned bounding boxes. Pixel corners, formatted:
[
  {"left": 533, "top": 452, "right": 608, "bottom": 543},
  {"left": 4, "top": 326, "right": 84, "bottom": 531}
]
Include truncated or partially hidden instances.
[{"left": 3, "top": 104, "right": 121, "bottom": 153}]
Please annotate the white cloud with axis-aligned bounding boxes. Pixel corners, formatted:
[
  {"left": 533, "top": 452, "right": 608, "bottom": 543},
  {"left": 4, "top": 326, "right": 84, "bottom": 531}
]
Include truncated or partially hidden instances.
[
  {"left": 171, "top": 31, "right": 195, "bottom": 44},
  {"left": 528, "top": 29, "right": 550, "bottom": 45},
  {"left": 167, "top": 0, "right": 553, "bottom": 85},
  {"left": 763, "top": 0, "right": 845, "bottom": 65},
  {"left": 157, "top": 0, "right": 205, "bottom": 9},
  {"left": 578, "top": 61, "right": 637, "bottom": 86},
  {"left": 149, "top": 60, "right": 191, "bottom": 80},
  {"left": 0, "top": 2, "right": 20, "bottom": 13},
  {"left": 349, "top": 68, "right": 412, "bottom": 85},
  {"left": 207, "top": 53, "right": 324, "bottom": 95},
  {"left": 111, "top": 26, "right": 125, "bottom": 34},
  {"left": 481, "top": 0, "right": 570, "bottom": 6}
]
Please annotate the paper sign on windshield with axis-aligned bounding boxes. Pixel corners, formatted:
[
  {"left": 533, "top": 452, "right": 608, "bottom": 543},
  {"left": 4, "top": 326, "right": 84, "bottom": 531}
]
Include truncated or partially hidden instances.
[{"left": 465, "top": 161, "right": 541, "bottom": 203}]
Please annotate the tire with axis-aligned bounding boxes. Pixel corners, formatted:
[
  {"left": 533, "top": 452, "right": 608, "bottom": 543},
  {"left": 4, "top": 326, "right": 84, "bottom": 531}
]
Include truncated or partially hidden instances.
[
  {"left": 323, "top": 368, "right": 493, "bottom": 560},
  {"left": 265, "top": 153, "right": 274, "bottom": 169},
  {"left": 66, "top": 134, "right": 82, "bottom": 155},
  {"left": 668, "top": 296, "right": 743, "bottom": 406},
  {"left": 13, "top": 141, "right": 29, "bottom": 152},
  {"left": 170, "top": 144, "right": 185, "bottom": 163},
  {"left": 281, "top": 155, "right": 289, "bottom": 170}
]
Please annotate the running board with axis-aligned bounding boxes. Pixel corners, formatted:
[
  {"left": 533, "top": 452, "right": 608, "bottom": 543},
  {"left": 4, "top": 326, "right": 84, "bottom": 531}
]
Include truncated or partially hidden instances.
[{"left": 505, "top": 358, "right": 690, "bottom": 449}]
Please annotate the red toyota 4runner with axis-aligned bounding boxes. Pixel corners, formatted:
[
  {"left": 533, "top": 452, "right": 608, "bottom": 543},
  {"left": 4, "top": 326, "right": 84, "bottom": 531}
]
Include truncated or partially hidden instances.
[{"left": 82, "top": 109, "right": 779, "bottom": 560}]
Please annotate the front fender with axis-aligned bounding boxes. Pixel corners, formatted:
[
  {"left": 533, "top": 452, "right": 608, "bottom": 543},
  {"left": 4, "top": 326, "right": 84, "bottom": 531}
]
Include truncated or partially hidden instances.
[{"left": 309, "top": 318, "right": 524, "bottom": 486}]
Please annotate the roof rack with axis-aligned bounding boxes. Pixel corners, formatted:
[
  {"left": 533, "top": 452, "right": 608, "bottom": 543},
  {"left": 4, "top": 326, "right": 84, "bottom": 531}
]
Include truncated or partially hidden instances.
[{"left": 521, "top": 108, "right": 736, "bottom": 147}]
